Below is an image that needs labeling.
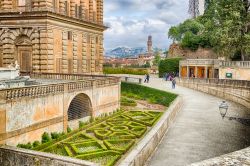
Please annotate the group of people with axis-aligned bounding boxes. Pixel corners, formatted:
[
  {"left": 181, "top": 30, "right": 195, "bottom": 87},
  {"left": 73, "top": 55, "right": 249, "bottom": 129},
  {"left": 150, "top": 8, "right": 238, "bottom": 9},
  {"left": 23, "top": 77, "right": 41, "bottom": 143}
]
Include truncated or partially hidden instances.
[
  {"left": 163, "top": 72, "right": 177, "bottom": 89},
  {"left": 143, "top": 72, "right": 177, "bottom": 89}
]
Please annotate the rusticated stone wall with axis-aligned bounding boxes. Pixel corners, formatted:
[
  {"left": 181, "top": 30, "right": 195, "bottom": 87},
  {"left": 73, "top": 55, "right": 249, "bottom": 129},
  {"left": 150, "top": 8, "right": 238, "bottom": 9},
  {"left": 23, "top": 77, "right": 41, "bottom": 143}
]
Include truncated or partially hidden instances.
[
  {"left": 0, "top": 0, "right": 105, "bottom": 74},
  {"left": 168, "top": 43, "right": 218, "bottom": 59}
]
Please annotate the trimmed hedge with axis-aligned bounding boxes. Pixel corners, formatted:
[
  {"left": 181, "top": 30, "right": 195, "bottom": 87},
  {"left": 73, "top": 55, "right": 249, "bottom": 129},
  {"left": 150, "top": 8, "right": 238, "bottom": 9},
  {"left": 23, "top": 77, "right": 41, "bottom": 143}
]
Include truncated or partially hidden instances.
[
  {"left": 103, "top": 67, "right": 148, "bottom": 75},
  {"left": 26, "top": 110, "right": 163, "bottom": 166},
  {"left": 158, "top": 58, "right": 182, "bottom": 78},
  {"left": 121, "top": 82, "right": 177, "bottom": 107},
  {"left": 121, "top": 97, "right": 137, "bottom": 107}
]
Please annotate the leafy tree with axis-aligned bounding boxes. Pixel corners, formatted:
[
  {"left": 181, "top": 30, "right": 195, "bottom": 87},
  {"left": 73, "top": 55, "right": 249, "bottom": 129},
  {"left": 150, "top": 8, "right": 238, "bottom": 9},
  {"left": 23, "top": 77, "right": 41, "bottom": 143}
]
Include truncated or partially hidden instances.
[
  {"left": 168, "top": 0, "right": 250, "bottom": 60},
  {"left": 153, "top": 51, "right": 161, "bottom": 65},
  {"left": 203, "top": 0, "right": 250, "bottom": 60}
]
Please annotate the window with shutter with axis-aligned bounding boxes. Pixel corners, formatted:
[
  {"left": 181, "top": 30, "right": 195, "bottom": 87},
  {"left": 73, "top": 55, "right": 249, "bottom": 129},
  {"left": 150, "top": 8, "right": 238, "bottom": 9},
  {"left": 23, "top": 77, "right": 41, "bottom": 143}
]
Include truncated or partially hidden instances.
[
  {"left": 79, "top": 5, "right": 82, "bottom": 19},
  {"left": 65, "top": 1, "right": 68, "bottom": 15},
  {"left": 75, "top": 4, "right": 78, "bottom": 18}
]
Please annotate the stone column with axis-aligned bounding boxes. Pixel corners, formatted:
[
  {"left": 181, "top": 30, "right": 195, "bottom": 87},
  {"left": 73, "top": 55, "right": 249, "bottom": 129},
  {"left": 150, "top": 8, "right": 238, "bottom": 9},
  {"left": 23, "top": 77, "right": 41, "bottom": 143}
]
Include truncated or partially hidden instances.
[
  {"left": 97, "top": 0, "right": 103, "bottom": 24},
  {"left": 72, "top": 34, "right": 78, "bottom": 73},
  {"left": 195, "top": 66, "right": 198, "bottom": 78},
  {"left": 82, "top": 33, "right": 87, "bottom": 73},
  {"left": 205, "top": 66, "right": 208, "bottom": 79},
  {"left": 179, "top": 65, "right": 181, "bottom": 77},
  {"left": 187, "top": 66, "right": 190, "bottom": 78},
  {"left": 89, "top": 0, "right": 94, "bottom": 21},
  {"left": 62, "top": 31, "right": 68, "bottom": 73}
]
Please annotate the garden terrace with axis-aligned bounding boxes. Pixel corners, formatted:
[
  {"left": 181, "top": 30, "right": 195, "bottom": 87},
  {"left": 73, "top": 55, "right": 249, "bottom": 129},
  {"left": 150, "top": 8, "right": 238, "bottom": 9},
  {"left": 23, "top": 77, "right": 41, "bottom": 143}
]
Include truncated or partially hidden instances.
[{"left": 30, "top": 110, "right": 163, "bottom": 166}]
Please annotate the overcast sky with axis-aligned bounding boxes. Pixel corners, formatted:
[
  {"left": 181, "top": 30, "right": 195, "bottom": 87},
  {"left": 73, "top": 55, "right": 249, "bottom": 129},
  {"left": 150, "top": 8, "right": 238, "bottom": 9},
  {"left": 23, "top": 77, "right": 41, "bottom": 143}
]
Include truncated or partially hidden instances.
[{"left": 103, "top": 0, "right": 189, "bottom": 50}]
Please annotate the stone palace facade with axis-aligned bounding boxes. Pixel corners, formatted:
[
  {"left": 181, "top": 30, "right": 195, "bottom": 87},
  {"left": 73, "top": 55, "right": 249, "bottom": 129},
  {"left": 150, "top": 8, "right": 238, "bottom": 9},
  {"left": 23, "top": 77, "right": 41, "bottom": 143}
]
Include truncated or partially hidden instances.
[{"left": 0, "top": 0, "right": 105, "bottom": 74}]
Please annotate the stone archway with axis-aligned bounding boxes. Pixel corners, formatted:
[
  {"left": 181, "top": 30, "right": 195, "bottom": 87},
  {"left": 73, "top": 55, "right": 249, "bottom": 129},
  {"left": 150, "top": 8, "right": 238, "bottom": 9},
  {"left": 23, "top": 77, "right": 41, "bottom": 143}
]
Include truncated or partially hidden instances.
[
  {"left": 67, "top": 93, "right": 92, "bottom": 122},
  {"left": 15, "top": 35, "right": 33, "bottom": 72}
]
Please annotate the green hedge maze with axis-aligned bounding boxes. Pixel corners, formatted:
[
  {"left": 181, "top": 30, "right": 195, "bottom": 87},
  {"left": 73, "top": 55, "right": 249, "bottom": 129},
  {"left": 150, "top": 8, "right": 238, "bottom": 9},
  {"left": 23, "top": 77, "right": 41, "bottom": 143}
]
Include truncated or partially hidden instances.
[{"left": 34, "top": 111, "right": 163, "bottom": 166}]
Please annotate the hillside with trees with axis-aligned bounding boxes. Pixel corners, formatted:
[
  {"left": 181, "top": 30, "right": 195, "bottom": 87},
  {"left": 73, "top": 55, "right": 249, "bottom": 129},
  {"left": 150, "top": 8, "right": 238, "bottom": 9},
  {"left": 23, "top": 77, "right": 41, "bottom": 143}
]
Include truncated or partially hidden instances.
[{"left": 168, "top": 0, "right": 250, "bottom": 60}]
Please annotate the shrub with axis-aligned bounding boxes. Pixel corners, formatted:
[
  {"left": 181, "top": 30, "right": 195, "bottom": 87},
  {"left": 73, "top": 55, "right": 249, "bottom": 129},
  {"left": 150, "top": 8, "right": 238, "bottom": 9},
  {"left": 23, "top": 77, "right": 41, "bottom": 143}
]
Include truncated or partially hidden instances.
[
  {"left": 67, "top": 127, "right": 72, "bottom": 133},
  {"left": 17, "top": 142, "right": 33, "bottom": 149},
  {"left": 32, "top": 141, "right": 40, "bottom": 148},
  {"left": 51, "top": 132, "right": 60, "bottom": 140},
  {"left": 158, "top": 58, "right": 182, "bottom": 78},
  {"left": 121, "top": 97, "right": 137, "bottom": 107},
  {"left": 103, "top": 67, "right": 148, "bottom": 75},
  {"left": 42, "top": 132, "right": 51, "bottom": 144}
]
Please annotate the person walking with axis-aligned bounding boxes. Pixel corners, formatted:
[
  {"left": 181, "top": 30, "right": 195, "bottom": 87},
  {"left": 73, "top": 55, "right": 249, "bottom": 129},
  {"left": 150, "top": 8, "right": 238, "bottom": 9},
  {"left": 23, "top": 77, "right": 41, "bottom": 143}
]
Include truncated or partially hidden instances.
[
  {"left": 172, "top": 77, "right": 176, "bottom": 89},
  {"left": 144, "top": 74, "right": 147, "bottom": 83},
  {"left": 146, "top": 74, "right": 150, "bottom": 83}
]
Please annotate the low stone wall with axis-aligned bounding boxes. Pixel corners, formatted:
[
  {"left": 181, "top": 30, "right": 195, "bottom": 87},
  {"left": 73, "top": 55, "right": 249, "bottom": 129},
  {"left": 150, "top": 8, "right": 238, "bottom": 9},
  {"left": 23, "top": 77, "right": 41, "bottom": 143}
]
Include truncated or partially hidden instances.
[
  {"left": 119, "top": 96, "right": 183, "bottom": 166},
  {"left": 177, "top": 78, "right": 250, "bottom": 109},
  {"left": 190, "top": 147, "right": 250, "bottom": 166},
  {"left": 0, "top": 145, "right": 97, "bottom": 166}
]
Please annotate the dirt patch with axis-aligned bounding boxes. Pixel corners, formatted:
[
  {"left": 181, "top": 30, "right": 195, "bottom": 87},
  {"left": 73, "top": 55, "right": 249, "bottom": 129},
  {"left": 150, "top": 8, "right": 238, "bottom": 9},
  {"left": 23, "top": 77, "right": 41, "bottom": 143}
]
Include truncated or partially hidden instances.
[{"left": 122, "top": 100, "right": 166, "bottom": 112}]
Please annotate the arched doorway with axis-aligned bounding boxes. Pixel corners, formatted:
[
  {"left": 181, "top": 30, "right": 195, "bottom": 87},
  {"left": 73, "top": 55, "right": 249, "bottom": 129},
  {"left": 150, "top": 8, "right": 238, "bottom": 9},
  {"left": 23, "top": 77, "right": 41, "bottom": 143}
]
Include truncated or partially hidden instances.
[
  {"left": 15, "top": 35, "right": 33, "bottom": 72},
  {"left": 68, "top": 93, "right": 92, "bottom": 121}
]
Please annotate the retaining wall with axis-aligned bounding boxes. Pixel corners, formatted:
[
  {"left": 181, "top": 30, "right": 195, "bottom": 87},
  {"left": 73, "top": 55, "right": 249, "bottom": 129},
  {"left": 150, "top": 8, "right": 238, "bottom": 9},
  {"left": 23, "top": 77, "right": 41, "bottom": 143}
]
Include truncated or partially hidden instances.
[
  {"left": 177, "top": 78, "right": 250, "bottom": 109},
  {"left": 119, "top": 96, "right": 183, "bottom": 166},
  {"left": 190, "top": 147, "right": 250, "bottom": 166},
  {"left": 0, "top": 145, "right": 97, "bottom": 166}
]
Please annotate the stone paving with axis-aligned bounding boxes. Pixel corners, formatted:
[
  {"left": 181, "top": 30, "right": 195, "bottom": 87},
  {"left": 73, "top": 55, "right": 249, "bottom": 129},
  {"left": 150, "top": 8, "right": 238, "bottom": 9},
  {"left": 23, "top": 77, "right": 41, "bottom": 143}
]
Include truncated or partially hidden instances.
[{"left": 139, "top": 76, "right": 250, "bottom": 166}]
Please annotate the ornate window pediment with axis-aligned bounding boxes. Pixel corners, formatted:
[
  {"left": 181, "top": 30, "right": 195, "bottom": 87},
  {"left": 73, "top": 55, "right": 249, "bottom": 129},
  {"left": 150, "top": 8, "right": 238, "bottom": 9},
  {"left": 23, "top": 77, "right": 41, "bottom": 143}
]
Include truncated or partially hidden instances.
[{"left": 15, "top": 37, "right": 32, "bottom": 46}]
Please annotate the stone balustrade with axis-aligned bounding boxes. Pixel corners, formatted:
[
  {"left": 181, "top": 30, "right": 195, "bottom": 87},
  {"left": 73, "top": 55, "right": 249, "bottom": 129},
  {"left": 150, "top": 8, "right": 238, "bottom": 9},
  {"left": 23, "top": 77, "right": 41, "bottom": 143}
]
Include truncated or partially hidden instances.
[
  {"left": 0, "top": 74, "right": 120, "bottom": 101},
  {"left": 220, "top": 61, "right": 250, "bottom": 68},
  {"left": 180, "top": 59, "right": 221, "bottom": 66},
  {"left": 176, "top": 78, "right": 250, "bottom": 109}
]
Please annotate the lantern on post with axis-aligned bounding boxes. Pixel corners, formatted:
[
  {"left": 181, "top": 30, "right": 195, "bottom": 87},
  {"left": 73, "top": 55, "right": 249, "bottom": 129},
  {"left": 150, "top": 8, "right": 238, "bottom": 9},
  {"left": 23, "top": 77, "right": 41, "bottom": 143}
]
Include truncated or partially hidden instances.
[{"left": 219, "top": 101, "right": 229, "bottom": 119}]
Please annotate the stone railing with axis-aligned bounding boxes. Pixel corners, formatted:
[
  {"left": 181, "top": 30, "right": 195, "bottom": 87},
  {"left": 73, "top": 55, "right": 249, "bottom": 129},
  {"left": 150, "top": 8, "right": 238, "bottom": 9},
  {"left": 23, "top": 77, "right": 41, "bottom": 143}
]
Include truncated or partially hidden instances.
[
  {"left": 0, "top": 74, "right": 120, "bottom": 101},
  {"left": 121, "top": 76, "right": 142, "bottom": 84},
  {"left": 177, "top": 78, "right": 250, "bottom": 88},
  {"left": 176, "top": 78, "right": 250, "bottom": 109},
  {"left": 21, "top": 72, "right": 115, "bottom": 80},
  {"left": 220, "top": 61, "right": 250, "bottom": 68},
  {"left": 180, "top": 59, "right": 221, "bottom": 67}
]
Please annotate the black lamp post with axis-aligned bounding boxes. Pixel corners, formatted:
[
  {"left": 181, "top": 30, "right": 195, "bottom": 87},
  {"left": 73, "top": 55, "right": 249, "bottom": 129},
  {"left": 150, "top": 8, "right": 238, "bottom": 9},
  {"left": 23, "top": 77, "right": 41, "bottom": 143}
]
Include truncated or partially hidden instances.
[
  {"left": 219, "top": 101, "right": 250, "bottom": 126},
  {"left": 219, "top": 101, "right": 228, "bottom": 119}
]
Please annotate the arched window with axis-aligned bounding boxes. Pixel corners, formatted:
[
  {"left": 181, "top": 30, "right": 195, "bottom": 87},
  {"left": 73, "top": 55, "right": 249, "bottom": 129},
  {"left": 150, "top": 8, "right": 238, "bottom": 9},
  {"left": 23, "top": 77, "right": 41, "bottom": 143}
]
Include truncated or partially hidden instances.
[{"left": 68, "top": 93, "right": 92, "bottom": 121}]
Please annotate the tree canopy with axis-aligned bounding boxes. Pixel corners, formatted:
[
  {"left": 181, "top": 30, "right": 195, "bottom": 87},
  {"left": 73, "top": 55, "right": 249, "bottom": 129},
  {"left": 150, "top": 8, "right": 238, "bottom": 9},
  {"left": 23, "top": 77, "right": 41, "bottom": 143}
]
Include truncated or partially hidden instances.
[{"left": 168, "top": 0, "right": 250, "bottom": 60}]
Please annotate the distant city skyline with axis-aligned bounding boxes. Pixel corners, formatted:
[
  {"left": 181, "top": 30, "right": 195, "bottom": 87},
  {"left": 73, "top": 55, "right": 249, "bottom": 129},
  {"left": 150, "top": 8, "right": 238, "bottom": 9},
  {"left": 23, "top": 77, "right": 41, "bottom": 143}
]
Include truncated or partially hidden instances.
[{"left": 104, "top": 0, "right": 189, "bottom": 50}]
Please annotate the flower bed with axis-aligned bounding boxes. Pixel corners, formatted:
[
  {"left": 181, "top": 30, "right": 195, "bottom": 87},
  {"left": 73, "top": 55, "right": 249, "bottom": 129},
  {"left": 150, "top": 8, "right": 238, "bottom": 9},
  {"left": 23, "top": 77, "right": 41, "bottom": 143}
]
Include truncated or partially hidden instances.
[{"left": 31, "top": 110, "right": 163, "bottom": 166}]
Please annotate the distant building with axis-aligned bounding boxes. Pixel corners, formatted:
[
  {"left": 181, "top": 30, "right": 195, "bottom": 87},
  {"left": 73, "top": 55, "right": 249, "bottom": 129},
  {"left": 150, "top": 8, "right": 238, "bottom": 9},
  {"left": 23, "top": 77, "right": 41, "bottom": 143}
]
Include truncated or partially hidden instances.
[{"left": 147, "top": 35, "right": 153, "bottom": 53}]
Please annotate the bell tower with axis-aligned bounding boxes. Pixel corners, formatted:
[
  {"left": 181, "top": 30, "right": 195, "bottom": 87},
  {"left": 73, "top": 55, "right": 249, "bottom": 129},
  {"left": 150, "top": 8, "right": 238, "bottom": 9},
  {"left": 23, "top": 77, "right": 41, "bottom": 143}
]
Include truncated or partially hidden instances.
[{"left": 147, "top": 35, "right": 152, "bottom": 53}]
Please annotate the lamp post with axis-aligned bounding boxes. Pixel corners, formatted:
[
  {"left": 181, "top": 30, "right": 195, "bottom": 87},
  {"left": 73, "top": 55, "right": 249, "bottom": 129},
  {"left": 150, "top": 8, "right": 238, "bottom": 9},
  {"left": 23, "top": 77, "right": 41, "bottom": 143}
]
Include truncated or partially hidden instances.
[
  {"left": 218, "top": 101, "right": 250, "bottom": 126},
  {"left": 219, "top": 101, "right": 228, "bottom": 119}
]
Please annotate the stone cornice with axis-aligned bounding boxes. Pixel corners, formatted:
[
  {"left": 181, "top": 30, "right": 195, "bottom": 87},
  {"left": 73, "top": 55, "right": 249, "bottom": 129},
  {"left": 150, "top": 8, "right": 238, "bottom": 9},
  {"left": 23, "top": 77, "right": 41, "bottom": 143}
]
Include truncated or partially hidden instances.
[{"left": 0, "top": 11, "right": 108, "bottom": 31}]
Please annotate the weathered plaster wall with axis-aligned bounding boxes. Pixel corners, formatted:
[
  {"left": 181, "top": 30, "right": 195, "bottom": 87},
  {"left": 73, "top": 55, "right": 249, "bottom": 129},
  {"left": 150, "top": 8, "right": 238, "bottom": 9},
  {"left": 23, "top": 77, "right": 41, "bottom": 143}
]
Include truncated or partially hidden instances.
[
  {"left": 0, "top": 84, "right": 120, "bottom": 146},
  {"left": 219, "top": 68, "right": 250, "bottom": 80}
]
